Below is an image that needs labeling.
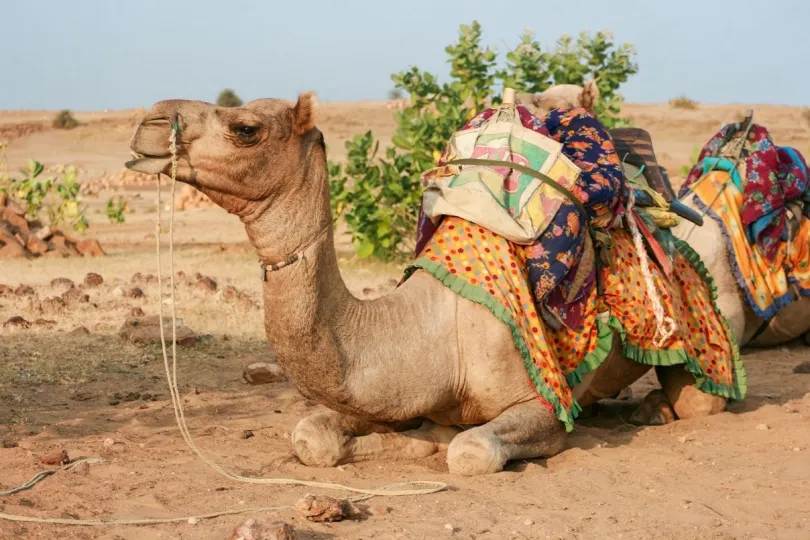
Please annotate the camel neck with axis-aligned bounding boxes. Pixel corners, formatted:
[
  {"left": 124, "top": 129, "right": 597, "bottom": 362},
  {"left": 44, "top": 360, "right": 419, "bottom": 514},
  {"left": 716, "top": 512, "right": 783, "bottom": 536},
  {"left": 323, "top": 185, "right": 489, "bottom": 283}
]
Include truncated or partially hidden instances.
[{"left": 241, "top": 147, "right": 358, "bottom": 406}]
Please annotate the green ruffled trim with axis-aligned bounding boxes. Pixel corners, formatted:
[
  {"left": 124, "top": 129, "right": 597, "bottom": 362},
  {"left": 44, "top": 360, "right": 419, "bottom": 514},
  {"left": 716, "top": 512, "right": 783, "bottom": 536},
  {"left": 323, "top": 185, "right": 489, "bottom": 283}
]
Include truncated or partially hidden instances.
[
  {"left": 565, "top": 318, "right": 615, "bottom": 388},
  {"left": 406, "top": 258, "right": 614, "bottom": 432},
  {"left": 673, "top": 238, "right": 747, "bottom": 400}
]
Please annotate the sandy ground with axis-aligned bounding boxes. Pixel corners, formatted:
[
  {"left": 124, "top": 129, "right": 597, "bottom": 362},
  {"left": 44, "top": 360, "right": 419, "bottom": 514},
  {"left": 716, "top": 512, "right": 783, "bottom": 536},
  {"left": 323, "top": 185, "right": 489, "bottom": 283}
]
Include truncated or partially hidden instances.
[{"left": 1, "top": 100, "right": 810, "bottom": 539}]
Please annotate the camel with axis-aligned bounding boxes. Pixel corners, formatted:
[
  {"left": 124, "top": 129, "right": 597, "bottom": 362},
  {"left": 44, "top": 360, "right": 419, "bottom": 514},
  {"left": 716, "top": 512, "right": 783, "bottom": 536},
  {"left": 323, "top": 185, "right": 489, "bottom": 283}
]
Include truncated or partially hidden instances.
[{"left": 125, "top": 92, "right": 728, "bottom": 475}]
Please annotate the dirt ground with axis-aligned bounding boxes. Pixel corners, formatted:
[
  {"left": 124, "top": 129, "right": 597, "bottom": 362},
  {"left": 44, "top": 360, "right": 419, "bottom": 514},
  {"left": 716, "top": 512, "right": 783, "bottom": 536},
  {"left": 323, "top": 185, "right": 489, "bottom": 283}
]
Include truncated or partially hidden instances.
[{"left": 1, "top": 100, "right": 810, "bottom": 540}]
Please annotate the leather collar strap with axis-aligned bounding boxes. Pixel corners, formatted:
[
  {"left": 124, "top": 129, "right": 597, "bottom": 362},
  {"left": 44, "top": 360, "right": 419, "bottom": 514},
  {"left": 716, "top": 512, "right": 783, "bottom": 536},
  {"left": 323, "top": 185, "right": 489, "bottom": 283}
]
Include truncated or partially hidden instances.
[{"left": 260, "top": 224, "right": 331, "bottom": 281}]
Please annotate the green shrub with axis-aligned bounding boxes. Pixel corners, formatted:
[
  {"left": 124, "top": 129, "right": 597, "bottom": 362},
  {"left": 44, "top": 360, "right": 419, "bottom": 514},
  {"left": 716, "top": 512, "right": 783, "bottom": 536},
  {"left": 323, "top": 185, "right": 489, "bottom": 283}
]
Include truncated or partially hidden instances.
[
  {"left": 679, "top": 147, "right": 702, "bottom": 177},
  {"left": 0, "top": 152, "right": 89, "bottom": 233},
  {"left": 330, "top": 22, "right": 639, "bottom": 261},
  {"left": 216, "top": 89, "right": 243, "bottom": 107},
  {"left": 105, "top": 196, "right": 127, "bottom": 223},
  {"left": 52, "top": 109, "right": 79, "bottom": 130},
  {"left": 669, "top": 95, "right": 698, "bottom": 110}
]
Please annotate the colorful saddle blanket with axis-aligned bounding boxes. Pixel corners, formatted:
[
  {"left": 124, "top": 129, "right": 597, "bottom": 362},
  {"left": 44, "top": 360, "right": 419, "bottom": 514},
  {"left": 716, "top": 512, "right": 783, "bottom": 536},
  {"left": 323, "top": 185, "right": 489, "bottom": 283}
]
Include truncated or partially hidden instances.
[
  {"left": 679, "top": 161, "right": 810, "bottom": 319},
  {"left": 679, "top": 122, "right": 810, "bottom": 261},
  {"left": 415, "top": 105, "right": 626, "bottom": 331},
  {"left": 405, "top": 215, "right": 745, "bottom": 430}
]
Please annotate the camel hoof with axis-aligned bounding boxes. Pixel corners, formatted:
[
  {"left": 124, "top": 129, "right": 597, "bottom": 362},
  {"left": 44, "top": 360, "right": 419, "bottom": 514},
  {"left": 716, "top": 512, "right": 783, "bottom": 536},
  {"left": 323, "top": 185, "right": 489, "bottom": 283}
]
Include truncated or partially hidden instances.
[
  {"left": 291, "top": 415, "right": 345, "bottom": 467},
  {"left": 629, "top": 390, "right": 677, "bottom": 426},
  {"left": 447, "top": 435, "right": 505, "bottom": 476}
]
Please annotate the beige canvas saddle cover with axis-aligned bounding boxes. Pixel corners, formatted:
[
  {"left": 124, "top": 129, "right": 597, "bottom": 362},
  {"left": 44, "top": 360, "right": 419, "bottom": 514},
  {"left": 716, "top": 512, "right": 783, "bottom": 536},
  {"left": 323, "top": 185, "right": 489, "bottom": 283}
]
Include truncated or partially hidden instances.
[{"left": 419, "top": 97, "right": 583, "bottom": 244}]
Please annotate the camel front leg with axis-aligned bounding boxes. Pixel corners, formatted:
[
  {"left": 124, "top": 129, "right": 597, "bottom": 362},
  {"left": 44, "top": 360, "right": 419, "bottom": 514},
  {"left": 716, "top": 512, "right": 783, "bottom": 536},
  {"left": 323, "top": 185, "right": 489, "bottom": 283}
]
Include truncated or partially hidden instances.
[
  {"left": 291, "top": 411, "right": 459, "bottom": 467},
  {"left": 446, "top": 399, "right": 567, "bottom": 476}
]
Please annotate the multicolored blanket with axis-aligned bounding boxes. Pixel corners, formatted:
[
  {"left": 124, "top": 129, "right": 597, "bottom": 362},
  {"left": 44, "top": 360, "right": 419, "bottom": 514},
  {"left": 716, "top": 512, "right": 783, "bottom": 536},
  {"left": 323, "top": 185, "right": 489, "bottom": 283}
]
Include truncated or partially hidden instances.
[
  {"left": 405, "top": 215, "right": 745, "bottom": 430},
  {"left": 681, "top": 163, "right": 810, "bottom": 319},
  {"left": 415, "top": 106, "right": 626, "bottom": 331},
  {"left": 679, "top": 122, "right": 810, "bottom": 261}
]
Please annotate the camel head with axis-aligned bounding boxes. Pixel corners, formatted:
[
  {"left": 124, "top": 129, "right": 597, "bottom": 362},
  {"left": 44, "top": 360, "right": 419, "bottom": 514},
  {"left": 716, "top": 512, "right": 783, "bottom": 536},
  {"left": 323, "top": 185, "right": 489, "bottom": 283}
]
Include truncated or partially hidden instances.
[
  {"left": 516, "top": 80, "right": 600, "bottom": 117},
  {"left": 126, "top": 93, "right": 321, "bottom": 218}
]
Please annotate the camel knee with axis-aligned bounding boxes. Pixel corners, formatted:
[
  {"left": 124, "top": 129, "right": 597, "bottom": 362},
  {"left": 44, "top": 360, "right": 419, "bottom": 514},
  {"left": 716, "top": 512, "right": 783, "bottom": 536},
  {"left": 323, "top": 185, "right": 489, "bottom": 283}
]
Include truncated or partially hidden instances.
[
  {"left": 671, "top": 390, "right": 726, "bottom": 419},
  {"left": 447, "top": 431, "right": 507, "bottom": 477},
  {"left": 656, "top": 365, "right": 726, "bottom": 420},
  {"left": 291, "top": 412, "right": 348, "bottom": 467}
]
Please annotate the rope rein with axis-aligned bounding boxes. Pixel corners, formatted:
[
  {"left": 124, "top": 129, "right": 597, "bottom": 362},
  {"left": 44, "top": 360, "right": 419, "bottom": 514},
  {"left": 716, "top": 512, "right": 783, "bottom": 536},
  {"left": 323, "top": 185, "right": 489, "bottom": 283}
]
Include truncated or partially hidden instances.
[{"left": 625, "top": 189, "right": 677, "bottom": 347}]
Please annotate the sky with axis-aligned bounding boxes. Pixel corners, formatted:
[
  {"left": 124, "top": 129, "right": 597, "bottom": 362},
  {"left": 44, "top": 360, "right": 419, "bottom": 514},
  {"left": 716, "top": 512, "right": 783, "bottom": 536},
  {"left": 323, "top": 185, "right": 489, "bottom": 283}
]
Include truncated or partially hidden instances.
[{"left": 1, "top": 0, "right": 808, "bottom": 110}]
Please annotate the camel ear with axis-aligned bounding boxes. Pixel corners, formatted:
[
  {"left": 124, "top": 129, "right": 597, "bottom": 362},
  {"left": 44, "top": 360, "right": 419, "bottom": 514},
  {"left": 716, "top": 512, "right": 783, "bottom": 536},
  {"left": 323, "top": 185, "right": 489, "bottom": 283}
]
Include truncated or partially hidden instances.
[
  {"left": 292, "top": 92, "right": 317, "bottom": 134},
  {"left": 580, "top": 80, "right": 600, "bottom": 112}
]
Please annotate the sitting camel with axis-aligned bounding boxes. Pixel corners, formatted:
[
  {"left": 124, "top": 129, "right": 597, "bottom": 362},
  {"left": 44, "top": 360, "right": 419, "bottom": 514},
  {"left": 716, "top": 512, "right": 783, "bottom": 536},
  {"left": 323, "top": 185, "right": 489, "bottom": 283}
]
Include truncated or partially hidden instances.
[{"left": 125, "top": 91, "right": 736, "bottom": 475}]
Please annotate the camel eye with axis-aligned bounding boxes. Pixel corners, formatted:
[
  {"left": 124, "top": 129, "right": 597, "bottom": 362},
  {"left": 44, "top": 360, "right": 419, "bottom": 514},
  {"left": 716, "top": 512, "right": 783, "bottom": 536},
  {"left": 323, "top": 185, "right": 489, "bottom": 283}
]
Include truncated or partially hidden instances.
[{"left": 232, "top": 125, "right": 259, "bottom": 140}]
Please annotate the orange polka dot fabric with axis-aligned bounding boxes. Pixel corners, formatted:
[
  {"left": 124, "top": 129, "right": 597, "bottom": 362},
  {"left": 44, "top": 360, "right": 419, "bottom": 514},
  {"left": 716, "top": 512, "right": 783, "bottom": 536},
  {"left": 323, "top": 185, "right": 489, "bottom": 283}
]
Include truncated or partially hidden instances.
[
  {"left": 406, "top": 215, "right": 746, "bottom": 430},
  {"left": 598, "top": 230, "right": 746, "bottom": 399},
  {"left": 406, "top": 216, "right": 612, "bottom": 430}
]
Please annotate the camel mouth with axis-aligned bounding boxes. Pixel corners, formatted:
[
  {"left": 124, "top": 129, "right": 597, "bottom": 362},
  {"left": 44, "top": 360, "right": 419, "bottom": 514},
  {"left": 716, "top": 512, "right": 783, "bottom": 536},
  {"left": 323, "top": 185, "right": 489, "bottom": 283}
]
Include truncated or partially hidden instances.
[
  {"left": 124, "top": 156, "right": 173, "bottom": 175},
  {"left": 127, "top": 118, "right": 177, "bottom": 174}
]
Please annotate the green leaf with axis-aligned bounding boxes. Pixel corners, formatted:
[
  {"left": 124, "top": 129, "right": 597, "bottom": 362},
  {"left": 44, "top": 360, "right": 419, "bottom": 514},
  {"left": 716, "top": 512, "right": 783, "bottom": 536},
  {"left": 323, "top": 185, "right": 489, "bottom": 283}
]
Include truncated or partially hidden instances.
[{"left": 355, "top": 240, "right": 375, "bottom": 259}]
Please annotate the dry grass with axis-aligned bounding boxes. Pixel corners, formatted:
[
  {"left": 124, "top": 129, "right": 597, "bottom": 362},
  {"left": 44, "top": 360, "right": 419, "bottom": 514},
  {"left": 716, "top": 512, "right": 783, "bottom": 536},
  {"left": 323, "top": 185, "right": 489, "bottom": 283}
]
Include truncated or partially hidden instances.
[{"left": 669, "top": 95, "right": 699, "bottom": 110}]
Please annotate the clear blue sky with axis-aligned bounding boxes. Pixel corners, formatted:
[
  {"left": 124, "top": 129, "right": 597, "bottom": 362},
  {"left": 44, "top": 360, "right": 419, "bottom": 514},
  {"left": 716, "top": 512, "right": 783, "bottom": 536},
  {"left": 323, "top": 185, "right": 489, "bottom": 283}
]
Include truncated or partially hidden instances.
[{"left": 2, "top": 0, "right": 807, "bottom": 110}]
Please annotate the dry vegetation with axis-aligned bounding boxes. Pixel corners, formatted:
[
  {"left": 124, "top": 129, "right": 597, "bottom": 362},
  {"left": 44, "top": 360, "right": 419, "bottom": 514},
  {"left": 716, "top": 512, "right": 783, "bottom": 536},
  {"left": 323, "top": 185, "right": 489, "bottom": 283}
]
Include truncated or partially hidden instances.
[{"left": 0, "top": 100, "right": 810, "bottom": 539}]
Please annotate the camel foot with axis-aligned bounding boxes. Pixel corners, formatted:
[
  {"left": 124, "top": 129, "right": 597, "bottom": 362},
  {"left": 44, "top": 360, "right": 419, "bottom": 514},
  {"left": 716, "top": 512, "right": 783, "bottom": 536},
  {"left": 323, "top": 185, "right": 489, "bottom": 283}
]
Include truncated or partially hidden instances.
[
  {"left": 656, "top": 365, "right": 726, "bottom": 419},
  {"left": 292, "top": 411, "right": 461, "bottom": 467},
  {"left": 629, "top": 389, "right": 677, "bottom": 426},
  {"left": 446, "top": 400, "right": 566, "bottom": 476}
]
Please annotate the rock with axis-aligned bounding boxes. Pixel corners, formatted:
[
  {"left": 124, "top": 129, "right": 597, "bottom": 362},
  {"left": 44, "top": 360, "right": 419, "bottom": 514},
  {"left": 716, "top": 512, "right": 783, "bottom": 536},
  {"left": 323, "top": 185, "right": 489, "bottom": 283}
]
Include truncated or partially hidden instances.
[
  {"left": 35, "top": 226, "right": 53, "bottom": 241},
  {"left": 40, "top": 296, "right": 66, "bottom": 314},
  {"left": 129, "top": 307, "right": 145, "bottom": 317},
  {"left": 294, "top": 493, "right": 351, "bottom": 523},
  {"left": 229, "top": 517, "right": 297, "bottom": 540},
  {"left": 112, "top": 286, "right": 124, "bottom": 297},
  {"left": 76, "top": 238, "right": 105, "bottom": 257},
  {"left": 50, "top": 277, "right": 75, "bottom": 288},
  {"left": 2, "top": 440, "right": 19, "bottom": 448},
  {"left": 755, "top": 424, "right": 769, "bottom": 431},
  {"left": 118, "top": 315, "right": 198, "bottom": 346},
  {"left": 40, "top": 448, "right": 70, "bottom": 466},
  {"left": 4, "top": 316, "right": 31, "bottom": 329},
  {"left": 240, "top": 430, "right": 254, "bottom": 440},
  {"left": 102, "top": 438, "right": 125, "bottom": 454},
  {"left": 125, "top": 287, "right": 145, "bottom": 299},
  {"left": 793, "top": 361, "right": 810, "bottom": 374},
  {"left": 26, "top": 235, "right": 48, "bottom": 255},
  {"left": 84, "top": 273, "right": 104, "bottom": 288},
  {"left": 242, "top": 362, "right": 287, "bottom": 385},
  {"left": 34, "top": 318, "right": 56, "bottom": 328},
  {"left": 196, "top": 276, "right": 217, "bottom": 292},
  {"left": 523, "top": 518, "right": 534, "bottom": 526},
  {"left": 0, "top": 284, "right": 13, "bottom": 297},
  {"left": 69, "top": 326, "right": 90, "bottom": 335},
  {"left": 61, "top": 287, "right": 89, "bottom": 304},
  {"left": 14, "top": 284, "right": 35, "bottom": 296},
  {"left": 0, "top": 236, "right": 26, "bottom": 258}
]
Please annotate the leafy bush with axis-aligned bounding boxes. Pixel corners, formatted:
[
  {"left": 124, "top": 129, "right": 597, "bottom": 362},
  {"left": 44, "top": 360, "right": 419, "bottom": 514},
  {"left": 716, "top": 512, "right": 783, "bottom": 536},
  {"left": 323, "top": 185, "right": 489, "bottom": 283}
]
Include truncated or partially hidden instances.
[
  {"left": 0, "top": 150, "right": 89, "bottom": 233},
  {"left": 329, "top": 21, "right": 639, "bottom": 261},
  {"left": 52, "top": 109, "right": 79, "bottom": 130},
  {"left": 669, "top": 95, "right": 698, "bottom": 110},
  {"left": 105, "top": 196, "right": 127, "bottom": 223},
  {"left": 388, "top": 88, "right": 405, "bottom": 101},
  {"left": 216, "top": 89, "right": 243, "bottom": 107}
]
